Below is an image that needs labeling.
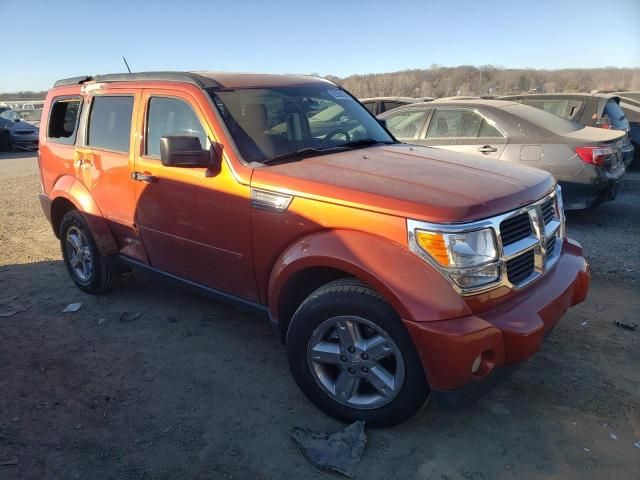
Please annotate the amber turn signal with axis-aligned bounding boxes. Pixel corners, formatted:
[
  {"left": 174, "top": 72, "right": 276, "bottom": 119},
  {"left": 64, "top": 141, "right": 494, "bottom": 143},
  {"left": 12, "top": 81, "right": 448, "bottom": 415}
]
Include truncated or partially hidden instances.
[{"left": 415, "top": 231, "right": 451, "bottom": 267}]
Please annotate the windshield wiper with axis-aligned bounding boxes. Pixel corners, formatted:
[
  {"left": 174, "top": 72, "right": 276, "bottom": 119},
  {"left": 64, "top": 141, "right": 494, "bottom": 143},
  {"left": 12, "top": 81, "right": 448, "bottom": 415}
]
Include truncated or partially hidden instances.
[
  {"left": 262, "top": 146, "right": 347, "bottom": 165},
  {"left": 340, "top": 139, "right": 395, "bottom": 149}
]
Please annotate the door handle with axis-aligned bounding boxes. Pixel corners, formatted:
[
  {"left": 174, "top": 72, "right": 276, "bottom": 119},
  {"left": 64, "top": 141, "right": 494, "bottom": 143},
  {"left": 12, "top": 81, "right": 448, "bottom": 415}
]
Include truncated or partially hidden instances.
[
  {"left": 477, "top": 145, "right": 498, "bottom": 154},
  {"left": 131, "top": 171, "right": 157, "bottom": 183}
]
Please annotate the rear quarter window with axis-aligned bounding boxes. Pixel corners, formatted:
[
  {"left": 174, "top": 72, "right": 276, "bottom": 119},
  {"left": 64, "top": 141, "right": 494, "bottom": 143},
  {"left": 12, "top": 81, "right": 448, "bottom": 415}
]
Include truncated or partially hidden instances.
[
  {"left": 47, "top": 97, "right": 82, "bottom": 145},
  {"left": 87, "top": 96, "right": 134, "bottom": 153}
]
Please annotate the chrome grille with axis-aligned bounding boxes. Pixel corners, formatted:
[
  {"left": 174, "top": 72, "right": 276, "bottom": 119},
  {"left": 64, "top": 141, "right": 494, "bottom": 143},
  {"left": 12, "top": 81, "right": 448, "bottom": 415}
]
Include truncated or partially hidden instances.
[
  {"left": 541, "top": 199, "right": 555, "bottom": 224},
  {"left": 506, "top": 249, "right": 535, "bottom": 285},
  {"left": 500, "top": 213, "right": 532, "bottom": 246},
  {"left": 499, "top": 192, "right": 563, "bottom": 288}
]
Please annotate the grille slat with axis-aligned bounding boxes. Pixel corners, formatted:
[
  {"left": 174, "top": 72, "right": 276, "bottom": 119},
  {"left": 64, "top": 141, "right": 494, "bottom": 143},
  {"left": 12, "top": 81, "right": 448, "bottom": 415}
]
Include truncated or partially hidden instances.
[
  {"left": 545, "top": 235, "right": 557, "bottom": 258},
  {"left": 541, "top": 199, "right": 555, "bottom": 224},
  {"left": 506, "top": 250, "right": 535, "bottom": 285},
  {"left": 500, "top": 213, "right": 532, "bottom": 246}
]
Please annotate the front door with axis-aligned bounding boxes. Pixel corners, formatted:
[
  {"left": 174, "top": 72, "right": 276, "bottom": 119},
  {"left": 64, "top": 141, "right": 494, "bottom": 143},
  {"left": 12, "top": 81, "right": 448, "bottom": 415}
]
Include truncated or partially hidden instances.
[
  {"left": 132, "top": 89, "right": 257, "bottom": 301},
  {"left": 415, "top": 107, "right": 508, "bottom": 160}
]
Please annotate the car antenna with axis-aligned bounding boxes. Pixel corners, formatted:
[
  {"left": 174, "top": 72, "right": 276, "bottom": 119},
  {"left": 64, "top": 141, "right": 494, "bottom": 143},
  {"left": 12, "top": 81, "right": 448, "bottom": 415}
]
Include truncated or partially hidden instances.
[{"left": 122, "top": 56, "right": 132, "bottom": 73}]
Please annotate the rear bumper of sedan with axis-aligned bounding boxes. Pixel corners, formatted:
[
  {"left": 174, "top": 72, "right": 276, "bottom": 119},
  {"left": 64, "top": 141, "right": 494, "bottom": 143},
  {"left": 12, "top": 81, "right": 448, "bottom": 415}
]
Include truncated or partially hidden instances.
[
  {"left": 559, "top": 158, "right": 625, "bottom": 210},
  {"left": 403, "top": 239, "right": 589, "bottom": 409}
]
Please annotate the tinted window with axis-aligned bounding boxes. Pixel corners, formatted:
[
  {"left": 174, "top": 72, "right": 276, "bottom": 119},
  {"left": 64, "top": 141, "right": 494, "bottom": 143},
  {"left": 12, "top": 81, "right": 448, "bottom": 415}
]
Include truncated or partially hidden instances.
[
  {"left": 425, "top": 109, "right": 485, "bottom": 138},
  {"left": 384, "top": 109, "right": 427, "bottom": 140},
  {"left": 602, "top": 100, "right": 629, "bottom": 130},
  {"left": 146, "top": 97, "right": 209, "bottom": 157},
  {"left": 502, "top": 104, "right": 583, "bottom": 134},
  {"left": 87, "top": 96, "right": 134, "bottom": 152},
  {"left": 48, "top": 97, "right": 82, "bottom": 144}
]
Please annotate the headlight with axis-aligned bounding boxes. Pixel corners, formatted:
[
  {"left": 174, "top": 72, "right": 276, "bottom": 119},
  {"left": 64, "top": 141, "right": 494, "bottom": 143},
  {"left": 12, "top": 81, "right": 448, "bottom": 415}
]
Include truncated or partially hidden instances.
[{"left": 410, "top": 225, "right": 500, "bottom": 290}]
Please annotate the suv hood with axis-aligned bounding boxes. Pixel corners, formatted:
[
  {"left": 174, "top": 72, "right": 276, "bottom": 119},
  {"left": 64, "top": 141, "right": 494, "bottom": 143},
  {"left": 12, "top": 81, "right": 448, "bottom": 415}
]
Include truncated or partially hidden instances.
[{"left": 251, "top": 144, "right": 555, "bottom": 223}]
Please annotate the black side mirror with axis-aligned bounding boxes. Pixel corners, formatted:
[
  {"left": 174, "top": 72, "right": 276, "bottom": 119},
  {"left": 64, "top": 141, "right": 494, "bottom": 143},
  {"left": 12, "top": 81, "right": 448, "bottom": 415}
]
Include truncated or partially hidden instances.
[
  {"left": 378, "top": 119, "right": 388, "bottom": 129},
  {"left": 160, "top": 136, "right": 216, "bottom": 168},
  {"left": 13, "top": 118, "right": 21, "bottom": 123}
]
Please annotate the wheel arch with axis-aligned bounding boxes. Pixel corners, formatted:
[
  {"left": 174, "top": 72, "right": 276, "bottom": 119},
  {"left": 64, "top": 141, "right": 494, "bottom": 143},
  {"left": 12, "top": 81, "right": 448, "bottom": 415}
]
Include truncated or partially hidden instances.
[
  {"left": 48, "top": 175, "right": 118, "bottom": 254},
  {"left": 268, "top": 229, "right": 471, "bottom": 342}
]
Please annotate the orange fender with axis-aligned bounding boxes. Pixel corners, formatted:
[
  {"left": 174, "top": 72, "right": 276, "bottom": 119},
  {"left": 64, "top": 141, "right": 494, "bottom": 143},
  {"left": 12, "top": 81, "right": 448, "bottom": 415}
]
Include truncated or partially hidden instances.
[
  {"left": 267, "top": 229, "right": 470, "bottom": 324},
  {"left": 49, "top": 175, "right": 118, "bottom": 254}
]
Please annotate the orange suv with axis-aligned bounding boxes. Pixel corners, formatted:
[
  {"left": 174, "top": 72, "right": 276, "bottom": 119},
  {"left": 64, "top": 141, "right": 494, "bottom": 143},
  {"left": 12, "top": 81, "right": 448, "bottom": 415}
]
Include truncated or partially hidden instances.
[{"left": 38, "top": 72, "right": 589, "bottom": 426}]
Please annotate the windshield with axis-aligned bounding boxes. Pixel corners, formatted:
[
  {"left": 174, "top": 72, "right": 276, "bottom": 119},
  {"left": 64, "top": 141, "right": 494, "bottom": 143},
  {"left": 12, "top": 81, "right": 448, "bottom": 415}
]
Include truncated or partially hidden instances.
[
  {"left": 208, "top": 86, "right": 394, "bottom": 164},
  {"left": 0, "top": 109, "right": 22, "bottom": 122},
  {"left": 502, "top": 104, "right": 584, "bottom": 134}
]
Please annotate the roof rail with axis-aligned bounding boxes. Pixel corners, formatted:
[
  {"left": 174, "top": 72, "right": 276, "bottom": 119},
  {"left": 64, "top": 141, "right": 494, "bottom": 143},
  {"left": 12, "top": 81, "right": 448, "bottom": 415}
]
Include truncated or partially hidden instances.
[
  {"left": 53, "top": 72, "right": 221, "bottom": 89},
  {"left": 53, "top": 76, "right": 93, "bottom": 87}
]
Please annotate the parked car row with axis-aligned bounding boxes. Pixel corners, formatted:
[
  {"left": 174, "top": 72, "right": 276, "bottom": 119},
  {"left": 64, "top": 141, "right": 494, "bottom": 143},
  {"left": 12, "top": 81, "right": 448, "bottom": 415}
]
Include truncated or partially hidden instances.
[
  {"left": 371, "top": 92, "right": 636, "bottom": 210},
  {"left": 378, "top": 99, "right": 628, "bottom": 210}
]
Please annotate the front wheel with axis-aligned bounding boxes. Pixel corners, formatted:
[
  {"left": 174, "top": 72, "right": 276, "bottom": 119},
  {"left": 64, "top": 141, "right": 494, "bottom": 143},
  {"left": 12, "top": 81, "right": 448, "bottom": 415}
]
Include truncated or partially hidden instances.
[
  {"left": 60, "top": 210, "right": 118, "bottom": 294},
  {"left": 286, "top": 278, "right": 429, "bottom": 427}
]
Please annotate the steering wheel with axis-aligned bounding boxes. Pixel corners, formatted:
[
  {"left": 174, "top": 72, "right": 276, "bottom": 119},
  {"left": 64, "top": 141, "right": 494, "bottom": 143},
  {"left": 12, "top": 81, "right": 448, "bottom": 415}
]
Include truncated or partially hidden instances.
[{"left": 322, "top": 129, "right": 350, "bottom": 146}]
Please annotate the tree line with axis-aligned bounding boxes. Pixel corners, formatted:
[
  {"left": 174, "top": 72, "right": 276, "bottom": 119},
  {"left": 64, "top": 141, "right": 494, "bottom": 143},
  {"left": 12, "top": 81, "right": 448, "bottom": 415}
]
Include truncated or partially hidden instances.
[
  {"left": 326, "top": 65, "right": 640, "bottom": 98},
  {"left": 2, "top": 66, "right": 639, "bottom": 100}
]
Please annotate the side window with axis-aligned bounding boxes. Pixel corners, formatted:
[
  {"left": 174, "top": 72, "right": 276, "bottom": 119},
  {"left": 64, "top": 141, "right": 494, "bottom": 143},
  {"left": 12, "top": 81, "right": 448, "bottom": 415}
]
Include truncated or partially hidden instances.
[
  {"left": 425, "top": 109, "right": 484, "bottom": 139},
  {"left": 146, "top": 97, "right": 209, "bottom": 158},
  {"left": 362, "top": 102, "right": 377, "bottom": 115},
  {"left": 47, "top": 97, "right": 82, "bottom": 144},
  {"left": 87, "top": 96, "right": 134, "bottom": 152},
  {"left": 478, "top": 119, "right": 503, "bottom": 138},
  {"left": 384, "top": 110, "right": 427, "bottom": 140}
]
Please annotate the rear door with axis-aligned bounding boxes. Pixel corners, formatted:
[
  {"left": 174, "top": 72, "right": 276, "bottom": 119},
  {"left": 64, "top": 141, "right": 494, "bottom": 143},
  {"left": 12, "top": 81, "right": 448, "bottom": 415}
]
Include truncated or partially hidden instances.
[
  {"left": 415, "top": 107, "right": 507, "bottom": 159},
  {"left": 76, "top": 91, "right": 145, "bottom": 261}
]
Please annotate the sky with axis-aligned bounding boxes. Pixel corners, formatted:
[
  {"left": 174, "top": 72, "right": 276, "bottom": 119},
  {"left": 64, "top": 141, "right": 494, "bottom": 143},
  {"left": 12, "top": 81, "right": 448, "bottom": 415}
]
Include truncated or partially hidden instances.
[{"left": 1, "top": 0, "right": 639, "bottom": 92}]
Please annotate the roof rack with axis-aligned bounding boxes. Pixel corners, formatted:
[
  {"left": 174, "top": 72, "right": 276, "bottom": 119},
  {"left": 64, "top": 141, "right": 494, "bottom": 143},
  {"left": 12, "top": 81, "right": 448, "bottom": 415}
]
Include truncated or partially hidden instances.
[
  {"left": 53, "top": 72, "right": 221, "bottom": 89},
  {"left": 53, "top": 76, "right": 93, "bottom": 87}
]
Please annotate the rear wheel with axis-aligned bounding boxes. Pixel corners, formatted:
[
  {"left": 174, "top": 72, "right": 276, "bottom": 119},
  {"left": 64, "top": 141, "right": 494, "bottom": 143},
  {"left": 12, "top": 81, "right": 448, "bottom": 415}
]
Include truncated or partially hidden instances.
[
  {"left": 60, "top": 211, "right": 118, "bottom": 294},
  {"left": 0, "top": 131, "right": 10, "bottom": 151},
  {"left": 287, "top": 278, "right": 429, "bottom": 427}
]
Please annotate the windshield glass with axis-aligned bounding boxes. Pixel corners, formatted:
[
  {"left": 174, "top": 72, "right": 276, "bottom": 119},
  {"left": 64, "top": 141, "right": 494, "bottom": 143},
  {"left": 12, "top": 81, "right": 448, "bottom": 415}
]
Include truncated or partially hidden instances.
[
  {"left": 502, "top": 104, "right": 584, "bottom": 134},
  {"left": 208, "top": 86, "right": 394, "bottom": 164},
  {"left": 0, "top": 109, "right": 22, "bottom": 122}
]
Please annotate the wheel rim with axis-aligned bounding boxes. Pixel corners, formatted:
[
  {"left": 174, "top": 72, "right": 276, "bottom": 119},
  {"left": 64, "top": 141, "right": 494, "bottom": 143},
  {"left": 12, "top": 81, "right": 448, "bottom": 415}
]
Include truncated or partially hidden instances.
[
  {"left": 65, "top": 226, "right": 93, "bottom": 282},
  {"left": 307, "top": 315, "right": 405, "bottom": 410}
]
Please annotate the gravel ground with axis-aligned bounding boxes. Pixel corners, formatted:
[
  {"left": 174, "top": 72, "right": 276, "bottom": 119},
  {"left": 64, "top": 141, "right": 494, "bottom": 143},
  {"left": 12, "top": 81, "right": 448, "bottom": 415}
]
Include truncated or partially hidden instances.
[{"left": 1, "top": 152, "right": 639, "bottom": 479}]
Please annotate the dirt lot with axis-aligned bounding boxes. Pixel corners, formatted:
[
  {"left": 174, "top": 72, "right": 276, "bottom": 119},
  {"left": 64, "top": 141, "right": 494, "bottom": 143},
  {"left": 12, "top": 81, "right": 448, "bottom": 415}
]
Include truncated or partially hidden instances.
[{"left": 1, "top": 152, "right": 639, "bottom": 480}]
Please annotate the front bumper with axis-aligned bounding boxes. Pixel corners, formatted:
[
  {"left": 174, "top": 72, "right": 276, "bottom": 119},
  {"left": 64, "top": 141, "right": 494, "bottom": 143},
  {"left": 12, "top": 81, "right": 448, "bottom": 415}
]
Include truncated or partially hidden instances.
[
  {"left": 403, "top": 238, "right": 589, "bottom": 409},
  {"left": 10, "top": 135, "right": 39, "bottom": 150}
]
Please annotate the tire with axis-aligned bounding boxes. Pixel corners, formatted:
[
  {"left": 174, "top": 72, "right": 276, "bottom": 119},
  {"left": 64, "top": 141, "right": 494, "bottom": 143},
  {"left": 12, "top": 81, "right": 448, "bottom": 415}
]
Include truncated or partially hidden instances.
[
  {"left": 59, "top": 210, "right": 118, "bottom": 294},
  {"left": 286, "top": 278, "right": 429, "bottom": 427},
  {"left": 0, "top": 131, "right": 10, "bottom": 152}
]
